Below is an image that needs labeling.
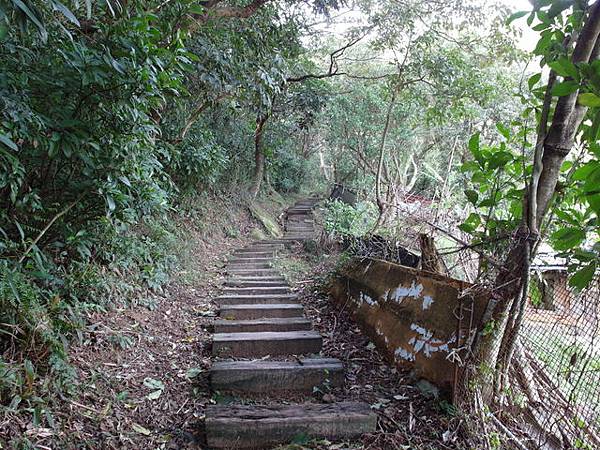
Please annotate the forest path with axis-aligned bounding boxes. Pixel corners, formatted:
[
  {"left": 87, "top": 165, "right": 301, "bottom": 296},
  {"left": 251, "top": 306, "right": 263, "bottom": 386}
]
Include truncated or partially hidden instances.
[{"left": 204, "top": 199, "right": 376, "bottom": 449}]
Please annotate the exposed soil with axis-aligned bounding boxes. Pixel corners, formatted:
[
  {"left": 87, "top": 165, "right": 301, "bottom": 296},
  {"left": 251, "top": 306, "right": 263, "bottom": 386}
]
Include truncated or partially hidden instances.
[
  {"left": 5, "top": 199, "right": 469, "bottom": 450},
  {"left": 279, "top": 242, "right": 471, "bottom": 450}
]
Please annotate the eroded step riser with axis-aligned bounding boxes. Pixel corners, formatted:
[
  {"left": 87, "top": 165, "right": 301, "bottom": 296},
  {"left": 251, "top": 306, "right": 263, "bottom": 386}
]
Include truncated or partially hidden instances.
[
  {"left": 212, "top": 331, "right": 322, "bottom": 357},
  {"left": 209, "top": 358, "right": 344, "bottom": 393},
  {"left": 216, "top": 295, "right": 298, "bottom": 306},
  {"left": 213, "top": 318, "right": 312, "bottom": 333},
  {"left": 228, "top": 257, "right": 274, "bottom": 263},
  {"left": 224, "top": 281, "right": 289, "bottom": 288},
  {"left": 219, "top": 304, "right": 304, "bottom": 320},
  {"left": 222, "top": 287, "right": 291, "bottom": 295},
  {"left": 226, "top": 270, "right": 280, "bottom": 276},
  {"left": 205, "top": 402, "right": 376, "bottom": 449},
  {"left": 227, "top": 263, "right": 273, "bottom": 270}
]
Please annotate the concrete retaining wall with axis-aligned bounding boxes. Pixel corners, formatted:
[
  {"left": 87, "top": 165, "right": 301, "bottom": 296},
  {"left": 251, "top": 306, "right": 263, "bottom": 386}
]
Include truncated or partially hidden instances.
[{"left": 329, "top": 258, "right": 488, "bottom": 395}]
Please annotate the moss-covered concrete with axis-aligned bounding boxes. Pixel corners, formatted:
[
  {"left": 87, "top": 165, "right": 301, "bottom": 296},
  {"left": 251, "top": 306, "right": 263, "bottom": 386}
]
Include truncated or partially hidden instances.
[
  {"left": 329, "top": 257, "right": 489, "bottom": 396},
  {"left": 249, "top": 203, "right": 283, "bottom": 238}
]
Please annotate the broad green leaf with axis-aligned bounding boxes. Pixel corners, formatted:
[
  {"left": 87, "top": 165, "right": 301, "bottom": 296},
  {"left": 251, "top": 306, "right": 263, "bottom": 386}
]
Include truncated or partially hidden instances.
[
  {"left": 465, "top": 189, "right": 479, "bottom": 205},
  {"left": 583, "top": 166, "right": 600, "bottom": 194},
  {"left": 551, "top": 80, "right": 579, "bottom": 96},
  {"left": 143, "top": 377, "right": 164, "bottom": 390},
  {"left": 528, "top": 73, "right": 542, "bottom": 90},
  {"left": 0, "top": 133, "right": 18, "bottom": 151},
  {"left": 507, "top": 11, "right": 528, "bottom": 24},
  {"left": 548, "top": 58, "right": 578, "bottom": 79},
  {"left": 551, "top": 227, "right": 586, "bottom": 251},
  {"left": 569, "top": 262, "right": 597, "bottom": 290},
  {"left": 578, "top": 92, "right": 600, "bottom": 107},
  {"left": 488, "top": 150, "right": 513, "bottom": 170},
  {"left": 496, "top": 122, "right": 510, "bottom": 139}
]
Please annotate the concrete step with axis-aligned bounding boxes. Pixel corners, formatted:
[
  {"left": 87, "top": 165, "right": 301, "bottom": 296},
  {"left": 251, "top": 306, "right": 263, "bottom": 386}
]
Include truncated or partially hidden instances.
[
  {"left": 212, "top": 331, "right": 322, "bottom": 357},
  {"left": 209, "top": 358, "right": 343, "bottom": 393},
  {"left": 224, "top": 280, "right": 289, "bottom": 288},
  {"left": 232, "top": 251, "right": 275, "bottom": 257},
  {"left": 205, "top": 402, "right": 376, "bottom": 449},
  {"left": 215, "top": 294, "right": 298, "bottom": 306},
  {"left": 213, "top": 317, "right": 312, "bottom": 333},
  {"left": 219, "top": 303, "right": 304, "bottom": 320},
  {"left": 226, "top": 268, "right": 280, "bottom": 276},
  {"left": 236, "top": 245, "right": 282, "bottom": 252},
  {"left": 227, "top": 262, "right": 273, "bottom": 270},
  {"left": 228, "top": 256, "right": 273, "bottom": 263},
  {"left": 222, "top": 286, "right": 291, "bottom": 296},
  {"left": 224, "top": 275, "right": 285, "bottom": 281}
]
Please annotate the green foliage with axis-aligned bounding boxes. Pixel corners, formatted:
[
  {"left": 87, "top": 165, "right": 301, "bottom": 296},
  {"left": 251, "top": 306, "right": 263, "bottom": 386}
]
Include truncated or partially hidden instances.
[{"left": 322, "top": 200, "right": 377, "bottom": 237}]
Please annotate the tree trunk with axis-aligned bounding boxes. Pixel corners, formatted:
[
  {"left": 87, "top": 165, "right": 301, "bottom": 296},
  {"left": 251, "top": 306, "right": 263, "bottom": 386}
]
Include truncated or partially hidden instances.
[
  {"left": 419, "top": 234, "right": 447, "bottom": 275},
  {"left": 372, "top": 92, "right": 396, "bottom": 232},
  {"left": 472, "top": 2, "right": 600, "bottom": 402},
  {"left": 250, "top": 114, "right": 269, "bottom": 199}
]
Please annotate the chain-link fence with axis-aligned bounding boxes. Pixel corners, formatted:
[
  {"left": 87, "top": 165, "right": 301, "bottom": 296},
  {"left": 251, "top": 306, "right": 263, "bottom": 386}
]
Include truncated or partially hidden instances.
[{"left": 510, "top": 271, "right": 600, "bottom": 448}]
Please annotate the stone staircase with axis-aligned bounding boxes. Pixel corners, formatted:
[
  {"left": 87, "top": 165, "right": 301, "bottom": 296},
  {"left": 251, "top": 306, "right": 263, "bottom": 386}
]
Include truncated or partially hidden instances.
[{"left": 205, "top": 199, "right": 376, "bottom": 449}]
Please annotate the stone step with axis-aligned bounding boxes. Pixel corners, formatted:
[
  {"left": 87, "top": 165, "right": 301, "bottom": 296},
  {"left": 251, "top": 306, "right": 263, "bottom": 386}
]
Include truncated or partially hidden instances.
[
  {"left": 209, "top": 358, "right": 343, "bottom": 393},
  {"left": 205, "top": 402, "right": 376, "bottom": 449},
  {"left": 222, "top": 286, "right": 291, "bottom": 296},
  {"left": 219, "top": 303, "right": 304, "bottom": 320},
  {"left": 215, "top": 294, "right": 298, "bottom": 306},
  {"left": 226, "top": 268, "right": 280, "bottom": 276},
  {"left": 212, "top": 331, "right": 322, "bottom": 357},
  {"left": 224, "top": 280, "right": 289, "bottom": 288},
  {"left": 213, "top": 317, "right": 312, "bottom": 333}
]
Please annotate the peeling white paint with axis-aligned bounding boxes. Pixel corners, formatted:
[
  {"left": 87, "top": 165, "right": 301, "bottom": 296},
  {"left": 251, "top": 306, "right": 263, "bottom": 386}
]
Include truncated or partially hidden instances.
[
  {"left": 408, "top": 323, "right": 453, "bottom": 357},
  {"left": 389, "top": 281, "right": 424, "bottom": 303},
  {"left": 422, "top": 295, "right": 434, "bottom": 310},
  {"left": 395, "top": 346, "right": 416, "bottom": 362},
  {"left": 359, "top": 291, "right": 377, "bottom": 306}
]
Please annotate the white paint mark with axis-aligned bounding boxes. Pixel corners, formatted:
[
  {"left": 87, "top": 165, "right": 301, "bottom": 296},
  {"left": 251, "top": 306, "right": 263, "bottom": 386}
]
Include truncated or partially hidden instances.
[
  {"left": 389, "top": 281, "right": 424, "bottom": 303},
  {"left": 422, "top": 296, "right": 434, "bottom": 310},
  {"left": 359, "top": 291, "right": 377, "bottom": 306},
  {"left": 409, "top": 323, "right": 453, "bottom": 357},
  {"left": 395, "top": 346, "right": 416, "bottom": 362}
]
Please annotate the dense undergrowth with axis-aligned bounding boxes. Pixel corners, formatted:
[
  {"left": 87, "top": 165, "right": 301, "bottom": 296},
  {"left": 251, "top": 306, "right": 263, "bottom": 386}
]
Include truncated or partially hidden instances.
[{"left": 0, "top": 1, "right": 323, "bottom": 427}]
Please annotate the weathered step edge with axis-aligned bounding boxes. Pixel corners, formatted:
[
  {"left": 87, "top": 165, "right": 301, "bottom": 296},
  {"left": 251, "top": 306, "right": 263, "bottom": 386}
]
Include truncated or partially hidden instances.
[
  {"left": 209, "top": 358, "right": 344, "bottom": 393},
  {"left": 213, "top": 317, "right": 312, "bottom": 333},
  {"left": 205, "top": 402, "right": 377, "bottom": 449},
  {"left": 212, "top": 331, "right": 322, "bottom": 357}
]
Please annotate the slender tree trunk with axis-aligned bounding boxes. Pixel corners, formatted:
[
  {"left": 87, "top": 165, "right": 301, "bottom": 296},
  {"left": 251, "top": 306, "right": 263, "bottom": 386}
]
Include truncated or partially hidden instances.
[
  {"left": 373, "top": 92, "right": 396, "bottom": 232},
  {"left": 250, "top": 114, "right": 269, "bottom": 199}
]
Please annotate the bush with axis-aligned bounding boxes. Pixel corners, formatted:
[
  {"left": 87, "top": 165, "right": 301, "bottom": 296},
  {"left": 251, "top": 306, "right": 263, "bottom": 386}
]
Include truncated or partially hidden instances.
[{"left": 322, "top": 200, "right": 377, "bottom": 237}]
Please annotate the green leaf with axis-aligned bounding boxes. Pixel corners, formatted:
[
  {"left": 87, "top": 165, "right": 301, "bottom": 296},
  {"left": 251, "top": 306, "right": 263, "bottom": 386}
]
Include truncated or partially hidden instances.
[
  {"left": 569, "top": 262, "right": 597, "bottom": 290},
  {"left": 468, "top": 132, "right": 481, "bottom": 163},
  {"left": 465, "top": 189, "right": 479, "bottom": 205},
  {"left": 548, "top": 58, "right": 578, "bottom": 79},
  {"left": 143, "top": 377, "right": 164, "bottom": 390},
  {"left": 0, "top": 133, "right": 18, "bottom": 151},
  {"left": 496, "top": 122, "right": 510, "bottom": 139},
  {"left": 551, "top": 80, "right": 580, "bottom": 96},
  {"left": 583, "top": 166, "right": 600, "bottom": 194},
  {"left": 507, "top": 11, "right": 528, "bottom": 24},
  {"left": 188, "top": 5, "right": 205, "bottom": 14},
  {"left": 12, "top": 0, "right": 46, "bottom": 36},
  {"left": 578, "top": 92, "right": 600, "bottom": 107},
  {"left": 488, "top": 150, "right": 513, "bottom": 170},
  {"left": 551, "top": 227, "right": 586, "bottom": 251},
  {"left": 52, "top": 1, "right": 80, "bottom": 26},
  {"left": 528, "top": 73, "right": 542, "bottom": 90}
]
